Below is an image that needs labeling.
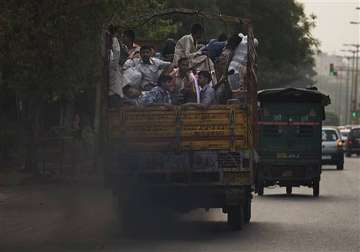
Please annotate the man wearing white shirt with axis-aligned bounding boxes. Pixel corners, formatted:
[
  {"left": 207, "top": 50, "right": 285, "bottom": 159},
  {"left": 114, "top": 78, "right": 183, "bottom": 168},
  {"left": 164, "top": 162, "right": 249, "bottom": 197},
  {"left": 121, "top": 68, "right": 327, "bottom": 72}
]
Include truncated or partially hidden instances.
[
  {"left": 124, "top": 45, "right": 171, "bottom": 91},
  {"left": 173, "top": 24, "right": 204, "bottom": 67}
]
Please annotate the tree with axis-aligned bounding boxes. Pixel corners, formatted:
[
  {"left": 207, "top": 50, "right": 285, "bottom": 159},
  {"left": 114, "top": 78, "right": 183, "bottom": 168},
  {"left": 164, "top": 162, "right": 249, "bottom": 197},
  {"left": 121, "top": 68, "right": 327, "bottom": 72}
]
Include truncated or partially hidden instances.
[{"left": 0, "top": 0, "right": 167, "bottom": 170}]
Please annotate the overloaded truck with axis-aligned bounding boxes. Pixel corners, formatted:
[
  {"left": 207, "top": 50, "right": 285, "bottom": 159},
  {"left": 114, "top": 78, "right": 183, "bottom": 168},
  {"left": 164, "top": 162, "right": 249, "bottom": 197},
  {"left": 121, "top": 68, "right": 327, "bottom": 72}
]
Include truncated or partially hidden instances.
[{"left": 100, "top": 9, "right": 258, "bottom": 229}]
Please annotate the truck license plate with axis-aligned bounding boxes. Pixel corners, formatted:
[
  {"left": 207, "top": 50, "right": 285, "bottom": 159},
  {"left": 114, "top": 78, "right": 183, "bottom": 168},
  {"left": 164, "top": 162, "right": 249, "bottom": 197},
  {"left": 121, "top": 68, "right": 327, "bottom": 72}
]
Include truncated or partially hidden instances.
[{"left": 322, "top": 155, "right": 331, "bottom": 160}]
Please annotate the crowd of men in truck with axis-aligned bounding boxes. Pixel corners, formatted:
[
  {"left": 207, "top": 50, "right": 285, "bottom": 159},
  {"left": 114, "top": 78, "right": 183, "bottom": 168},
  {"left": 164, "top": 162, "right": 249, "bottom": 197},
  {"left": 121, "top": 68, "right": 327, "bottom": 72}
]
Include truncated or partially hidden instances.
[{"left": 108, "top": 23, "right": 258, "bottom": 108}]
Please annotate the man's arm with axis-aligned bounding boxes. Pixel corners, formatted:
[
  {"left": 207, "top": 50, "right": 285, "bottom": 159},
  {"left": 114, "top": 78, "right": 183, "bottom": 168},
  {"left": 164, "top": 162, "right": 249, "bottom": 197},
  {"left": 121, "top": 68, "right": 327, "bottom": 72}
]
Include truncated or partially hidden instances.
[
  {"left": 154, "top": 58, "right": 171, "bottom": 69},
  {"left": 109, "top": 37, "right": 120, "bottom": 71}
]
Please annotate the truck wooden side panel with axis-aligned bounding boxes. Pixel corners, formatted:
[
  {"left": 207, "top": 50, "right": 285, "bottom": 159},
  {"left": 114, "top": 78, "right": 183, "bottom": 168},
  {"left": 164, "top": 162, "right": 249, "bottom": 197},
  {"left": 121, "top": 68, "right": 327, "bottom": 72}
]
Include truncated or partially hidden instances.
[{"left": 107, "top": 105, "right": 250, "bottom": 152}]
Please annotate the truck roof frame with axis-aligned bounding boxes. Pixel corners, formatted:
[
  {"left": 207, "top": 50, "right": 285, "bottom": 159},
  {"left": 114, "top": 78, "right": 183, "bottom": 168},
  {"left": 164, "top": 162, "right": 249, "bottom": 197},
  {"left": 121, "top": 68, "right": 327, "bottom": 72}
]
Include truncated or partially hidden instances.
[{"left": 107, "top": 8, "right": 250, "bottom": 30}]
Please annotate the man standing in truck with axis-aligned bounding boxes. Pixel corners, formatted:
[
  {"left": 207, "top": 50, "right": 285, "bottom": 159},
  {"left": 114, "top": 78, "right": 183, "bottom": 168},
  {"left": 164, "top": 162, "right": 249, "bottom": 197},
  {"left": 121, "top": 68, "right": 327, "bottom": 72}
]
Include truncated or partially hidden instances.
[
  {"left": 108, "top": 25, "right": 123, "bottom": 107},
  {"left": 173, "top": 23, "right": 204, "bottom": 67}
]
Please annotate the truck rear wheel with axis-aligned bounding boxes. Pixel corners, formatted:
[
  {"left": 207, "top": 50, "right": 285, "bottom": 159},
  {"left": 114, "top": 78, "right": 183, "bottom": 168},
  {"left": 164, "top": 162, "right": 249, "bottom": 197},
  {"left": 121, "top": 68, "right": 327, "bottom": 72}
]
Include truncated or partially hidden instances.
[
  {"left": 313, "top": 179, "right": 320, "bottom": 197},
  {"left": 286, "top": 186, "right": 292, "bottom": 195},
  {"left": 227, "top": 206, "right": 244, "bottom": 230},
  {"left": 243, "top": 199, "right": 251, "bottom": 224},
  {"left": 257, "top": 183, "right": 264, "bottom": 196},
  {"left": 336, "top": 162, "right": 344, "bottom": 170}
]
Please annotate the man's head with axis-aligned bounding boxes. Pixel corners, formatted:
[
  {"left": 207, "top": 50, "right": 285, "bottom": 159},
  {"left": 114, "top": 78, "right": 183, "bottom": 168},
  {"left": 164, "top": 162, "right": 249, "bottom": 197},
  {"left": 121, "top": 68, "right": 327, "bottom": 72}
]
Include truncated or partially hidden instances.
[
  {"left": 108, "top": 24, "right": 116, "bottom": 35},
  {"left": 123, "top": 30, "right": 135, "bottom": 47},
  {"left": 158, "top": 74, "right": 175, "bottom": 92},
  {"left": 178, "top": 57, "right": 190, "bottom": 73},
  {"left": 227, "top": 33, "right": 242, "bottom": 50},
  {"left": 198, "top": 71, "right": 212, "bottom": 88},
  {"left": 140, "top": 45, "right": 152, "bottom": 63},
  {"left": 123, "top": 85, "right": 141, "bottom": 99},
  {"left": 191, "top": 23, "right": 204, "bottom": 42},
  {"left": 218, "top": 33, "right": 228, "bottom": 42}
]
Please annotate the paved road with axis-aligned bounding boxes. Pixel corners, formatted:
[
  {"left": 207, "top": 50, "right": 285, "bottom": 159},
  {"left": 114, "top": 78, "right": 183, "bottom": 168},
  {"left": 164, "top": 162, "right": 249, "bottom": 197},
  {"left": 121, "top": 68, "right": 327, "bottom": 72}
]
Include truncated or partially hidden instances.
[{"left": 1, "top": 157, "right": 359, "bottom": 252}]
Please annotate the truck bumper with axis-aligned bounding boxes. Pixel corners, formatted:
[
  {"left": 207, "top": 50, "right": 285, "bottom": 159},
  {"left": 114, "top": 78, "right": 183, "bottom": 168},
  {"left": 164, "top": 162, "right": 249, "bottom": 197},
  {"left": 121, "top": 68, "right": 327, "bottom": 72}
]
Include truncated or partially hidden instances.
[
  {"left": 257, "top": 162, "right": 321, "bottom": 187},
  {"left": 114, "top": 184, "right": 251, "bottom": 210}
]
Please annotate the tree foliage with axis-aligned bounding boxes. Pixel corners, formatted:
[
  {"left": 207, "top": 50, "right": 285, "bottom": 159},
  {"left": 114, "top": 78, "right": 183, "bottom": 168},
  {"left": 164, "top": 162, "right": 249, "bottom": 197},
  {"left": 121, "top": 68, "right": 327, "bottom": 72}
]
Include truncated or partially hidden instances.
[{"left": 166, "top": 0, "right": 319, "bottom": 89}]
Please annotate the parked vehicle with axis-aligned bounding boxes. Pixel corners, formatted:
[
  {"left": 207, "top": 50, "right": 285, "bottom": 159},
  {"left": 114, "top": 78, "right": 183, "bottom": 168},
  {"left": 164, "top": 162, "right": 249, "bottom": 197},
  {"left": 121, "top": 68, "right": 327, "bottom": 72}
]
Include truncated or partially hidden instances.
[
  {"left": 321, "top": 127, "right": 344, "bottom": 170},
  {"left": 101, "top": 9, "right": 258, "bottom": 230},
  {"left": 345, "top": 127, "right": 360, "bottom": 157},
  {"left": 339, "top": 128, "right": 350, "bottom": 141},
  {"left": 257, "top": 88, "right": 330, "bottom": 197}
]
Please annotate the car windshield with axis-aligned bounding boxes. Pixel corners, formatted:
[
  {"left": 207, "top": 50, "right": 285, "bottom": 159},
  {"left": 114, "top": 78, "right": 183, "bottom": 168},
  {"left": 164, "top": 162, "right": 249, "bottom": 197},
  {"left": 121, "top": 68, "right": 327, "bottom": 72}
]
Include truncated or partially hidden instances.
[
  {"left": 350, "top": 129, "right": 360, "bottom": 138},
  {"left": 322, "top": 130, "right": 338, "bottom": 142}
]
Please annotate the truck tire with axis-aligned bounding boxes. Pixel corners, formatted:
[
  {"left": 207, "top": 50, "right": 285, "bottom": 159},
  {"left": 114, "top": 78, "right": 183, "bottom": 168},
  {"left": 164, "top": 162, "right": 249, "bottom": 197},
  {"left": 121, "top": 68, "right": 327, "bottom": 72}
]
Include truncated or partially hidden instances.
[
  {"left": 243, "top": 199, "right": 251, "bottom": 224},
  {"left": 286, "top": 186, "right": 292, "bottom": 195},
  {"left": 313, "top": 179, "right": 320, "bottom": 197},
  {"left": 258, "top": 183, "right": 264, "bottom": 196},
  {"left": 345, "top": 152, "right": 351, "bottom": 157},
  {"left": 336, "top": 162, "right": 344, "bottom": 170},
  {"left": 227, "top": 206, "right": 244, "bottom": 230}
]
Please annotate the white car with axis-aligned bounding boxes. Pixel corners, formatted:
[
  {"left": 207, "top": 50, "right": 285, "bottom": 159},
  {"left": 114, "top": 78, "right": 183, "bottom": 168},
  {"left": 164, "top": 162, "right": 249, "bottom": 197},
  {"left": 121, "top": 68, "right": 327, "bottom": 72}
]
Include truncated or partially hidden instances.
[
  {"left": 339, "top": 128, "right": 350, "bottom": 141},
  {"left": 322, "top": 127, "right": 344, "bottom": 170}
]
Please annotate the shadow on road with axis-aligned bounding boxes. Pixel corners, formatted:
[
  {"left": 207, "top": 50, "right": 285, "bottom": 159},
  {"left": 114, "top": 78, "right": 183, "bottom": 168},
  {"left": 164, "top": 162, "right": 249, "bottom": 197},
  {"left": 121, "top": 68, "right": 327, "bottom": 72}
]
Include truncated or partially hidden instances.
[
  {"left": 257, "top": 194, "right": 343, "bottom": 203},
  {"left": 321, "top": 168, "right": 341, "bottom": 171}
]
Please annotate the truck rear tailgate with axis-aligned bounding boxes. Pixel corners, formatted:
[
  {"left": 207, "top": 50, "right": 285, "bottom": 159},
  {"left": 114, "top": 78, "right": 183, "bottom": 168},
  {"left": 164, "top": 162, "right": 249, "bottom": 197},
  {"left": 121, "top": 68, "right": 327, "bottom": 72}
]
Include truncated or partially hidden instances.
[{"left": 108, "top": 105, "right": 250, "bottom": 152}]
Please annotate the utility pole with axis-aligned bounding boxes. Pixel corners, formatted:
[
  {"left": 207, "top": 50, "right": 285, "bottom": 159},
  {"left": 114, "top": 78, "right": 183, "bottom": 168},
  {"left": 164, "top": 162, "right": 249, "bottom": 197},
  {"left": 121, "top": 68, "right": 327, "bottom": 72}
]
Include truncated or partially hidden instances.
[
  {"left": 355, "top": 45, "right": 360, "bottom": 115},
  {"left": 344, "top": 56, "right": 352, "bottom": 124},
  {"left": 344, "top": 44, "right": 360, "bottom": 124},
  {"left": 340, "top": 51, "right": 356, "bottom": 124},
  {"left": 348, "top": 7, "right": 360, "bottom": 123},
  {"left": 337, "top": 74, "right": 343, "bottom": 123}
]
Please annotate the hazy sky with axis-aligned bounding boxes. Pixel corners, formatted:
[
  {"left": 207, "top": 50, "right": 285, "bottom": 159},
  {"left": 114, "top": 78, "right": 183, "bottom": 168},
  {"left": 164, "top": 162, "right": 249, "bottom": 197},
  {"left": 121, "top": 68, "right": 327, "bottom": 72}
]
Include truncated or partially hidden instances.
[{"left": 297, "top": 0, "right": 360, "bottom": 54}]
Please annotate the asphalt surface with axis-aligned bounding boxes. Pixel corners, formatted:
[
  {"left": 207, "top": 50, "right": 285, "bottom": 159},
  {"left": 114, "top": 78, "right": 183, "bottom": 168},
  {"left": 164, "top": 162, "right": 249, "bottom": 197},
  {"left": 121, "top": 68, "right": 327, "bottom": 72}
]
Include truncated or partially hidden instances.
[{"left": 0, "top": 157, "right": 359, "bottom": 252}]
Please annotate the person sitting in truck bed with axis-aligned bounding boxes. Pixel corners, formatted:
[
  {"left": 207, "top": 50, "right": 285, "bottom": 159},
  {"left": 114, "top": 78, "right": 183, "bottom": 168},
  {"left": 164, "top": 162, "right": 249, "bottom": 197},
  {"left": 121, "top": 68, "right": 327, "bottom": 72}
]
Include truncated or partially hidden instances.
[
  {"left": 198, "top": 71, "right": 216, "bottom": 106},
  {"left": 123, "top": 45, "right": 172, "bottom": 91},
  {"left": 119, "top": 84, "right": 142, "bottom": 106},
  {"left": 138, "top": 74, "right": 175, "bottom": 105},
  {"left": 170, "top": 57, "right": 200, "bottom": 104}
]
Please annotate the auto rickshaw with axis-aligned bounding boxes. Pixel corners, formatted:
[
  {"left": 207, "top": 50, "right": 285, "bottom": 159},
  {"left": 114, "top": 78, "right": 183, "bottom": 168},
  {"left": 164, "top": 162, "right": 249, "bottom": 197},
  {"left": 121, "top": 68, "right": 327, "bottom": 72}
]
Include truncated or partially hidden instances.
[{"left": 256, "top": 88, "right": 330, "bottom": 197}]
